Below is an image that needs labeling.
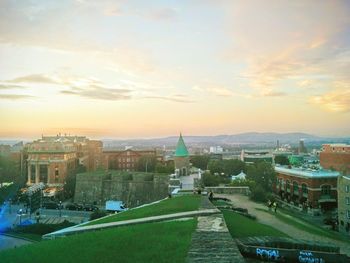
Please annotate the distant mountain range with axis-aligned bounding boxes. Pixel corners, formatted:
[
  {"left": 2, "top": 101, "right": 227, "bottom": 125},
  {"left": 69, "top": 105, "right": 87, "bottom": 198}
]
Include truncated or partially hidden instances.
[{"left": 102, "top": 132, "right": 350, "bottom": 148}]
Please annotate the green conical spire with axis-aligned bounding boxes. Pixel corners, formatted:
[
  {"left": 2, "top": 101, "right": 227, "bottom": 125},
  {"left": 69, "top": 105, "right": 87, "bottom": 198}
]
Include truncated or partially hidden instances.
[{"left": 175, "top": 133, "right": 189, "bottom": 157}]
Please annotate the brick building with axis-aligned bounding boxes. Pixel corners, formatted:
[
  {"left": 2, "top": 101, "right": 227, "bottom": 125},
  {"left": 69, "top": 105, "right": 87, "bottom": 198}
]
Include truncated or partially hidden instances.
[
  {"left": 320, "top": 144, "right": 350, "bottom": 173},
  {"left": 26, "top": 135, "right": 102, "bottom": 186},
  {"left": 338, "top": 175, "right": 350, "bottom": 235},
  {"left": 275, "top": 166, "right": 339, "bottom": 212},
  {"left": 102, "top": 149, "right": 157, "bottom": 171}
]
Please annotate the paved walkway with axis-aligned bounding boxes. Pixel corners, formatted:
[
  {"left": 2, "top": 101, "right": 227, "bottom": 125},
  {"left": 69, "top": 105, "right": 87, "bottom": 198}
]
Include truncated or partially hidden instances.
[
  {"left": 43, "top": 209, "right": 220, "bottom": 239},
  {"left": 216, "top": 194, "right": 350, "bottom": 256},
  {"left": 186, "top": 197, "right": 245, "bottom": 263}
]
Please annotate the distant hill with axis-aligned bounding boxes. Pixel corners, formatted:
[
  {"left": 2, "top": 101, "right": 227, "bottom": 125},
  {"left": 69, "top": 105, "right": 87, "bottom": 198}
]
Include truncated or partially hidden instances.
[{"left": 102, "top": 132, "right": 349, "bottom": 148}]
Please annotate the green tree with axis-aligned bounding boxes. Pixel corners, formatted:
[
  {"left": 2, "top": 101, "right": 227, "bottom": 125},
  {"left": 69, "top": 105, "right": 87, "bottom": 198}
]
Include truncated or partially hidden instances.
[
  {"left": 136, "top": 156, "right": 157, "bottom": 172},
  {"left": 0, "top": 156, "right": 20, "bottom": 185},
  {"left": 190, "top": 155, "right": 210, "bottom": 170},
  {"left": 63, "top": 164, "right": 86, "bottom": 199},
  {"left": 202, "top": 172, "right": 220, "bottom": 187},
  {"left": 274, "top": 155, "right": 290, "bottom": 165},
  {"left": 155, "top": 162, "right": 175, "bottom": 174},
  {"left": 246, "top": 161, "right": 275, "bottom": 192},
  {"left": 222, "top": 159, "right": 246, "bottom": 176},
  {"left": 207, "top": 160, "right": 223, "bottom": 174}
]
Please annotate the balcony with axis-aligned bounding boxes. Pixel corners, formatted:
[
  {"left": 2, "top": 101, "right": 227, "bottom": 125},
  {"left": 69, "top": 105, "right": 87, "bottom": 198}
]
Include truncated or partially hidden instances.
[{"left": 318, "top": 195, "right": 336, "bottom": 203}]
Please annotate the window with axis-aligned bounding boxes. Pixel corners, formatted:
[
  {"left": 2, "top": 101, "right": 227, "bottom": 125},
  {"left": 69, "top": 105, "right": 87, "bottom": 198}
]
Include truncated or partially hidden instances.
[
  {"left": 293, "top": 182, "right": 299, "bottom": 194},
  {"left": 347, "top": 210, "right": 350, "bottom": 219},
  {"left": 346, "top": 185, "right": 350, "bottom": 193},
  {"left": 346, "top": 197, "right": 350, "bottom": 205},
  {"left": 302, "top": 184, "right": 308, "bottom": 196},
  {"left": 321, "top": 185, "right": 331, "bottom": 195}
]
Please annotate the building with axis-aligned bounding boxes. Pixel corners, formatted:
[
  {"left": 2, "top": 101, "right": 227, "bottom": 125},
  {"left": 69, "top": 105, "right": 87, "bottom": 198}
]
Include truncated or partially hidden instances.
[
  {"left": 174, "top": 134, "right": 190, "bottom": 176},
  {"left": 275, "top": 166, "right": 339, "bottom": 213},
  {"left": 102, "top": 149, "right": 157, "bottom": 171},
  {"left": 298, "top": 139, "right": 307, "bottom": 154},
  {"left": 241, "top": 150, "right": 273, "bottom": 164},
  {"left": 74, "top": 170, "right": 169, "bottom": 207},
  {"left": 209, "top": 146, "right": 223, "bottom": 154},
  {"left": 320, "top": 144, "right": 350, "bottom": 173},
  {"left": 231, "top": 171, "right": 246, "bottom": 181},
  {"left": 26, "top": 135, "right": 102, "bottom": 186},
  {"left": 338, "top": 174, "right": 350, "bottom": 235}
]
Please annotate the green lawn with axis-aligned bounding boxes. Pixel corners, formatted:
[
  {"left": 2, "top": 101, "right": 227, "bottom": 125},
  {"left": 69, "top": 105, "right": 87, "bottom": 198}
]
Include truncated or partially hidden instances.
[
  {"left": 256, "top": 208, "right": 350, "bottom": 243},
  {"left": 4, "top": 232, "right": 42, "bottom": 242},
  {"left": 222, "top": 210, "right": 289, "bottom": 238},
  {"left": 0, "top": 219, "right": 197, "bottom": 263},
  {"left": 87, "top": 195, "right": 201, "bottom": 226}
]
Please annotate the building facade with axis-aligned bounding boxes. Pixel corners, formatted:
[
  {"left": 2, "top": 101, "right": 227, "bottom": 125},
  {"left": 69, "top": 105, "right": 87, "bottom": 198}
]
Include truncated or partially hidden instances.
[
  {"left": 241, "top": 150, "right": 273, "bottom": 164},
  {"left": 174, "top": 134, "right": 190, "bottom": 176},
  {"left": 102, "top": 149, "right": 157, "bottom": 171},
  {"left": 338, "top": 175, "right": 350, "bottom": 235},
  {"left": 274, "top": 166, "right": 339, "bottom": 212},
  {"left": 320, "top": 144, "right": 350, "bottom": 173},
  {"left": 26, "top": 135, "right": 102, "bottom": 186}
]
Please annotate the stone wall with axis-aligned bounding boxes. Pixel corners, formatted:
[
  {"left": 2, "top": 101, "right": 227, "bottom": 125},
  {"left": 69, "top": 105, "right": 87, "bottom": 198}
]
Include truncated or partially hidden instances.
[
  {"left": 205, "top": 186, "right": 250, "bottom": 195},
  {"left": 74, "top": 171, "right": 169, "bottom": 207}
]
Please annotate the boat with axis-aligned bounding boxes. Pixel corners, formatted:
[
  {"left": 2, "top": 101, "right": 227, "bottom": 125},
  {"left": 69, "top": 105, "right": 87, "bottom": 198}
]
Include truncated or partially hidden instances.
[{"left": 235, "top": 236, "right": 350, "bottom": 262}]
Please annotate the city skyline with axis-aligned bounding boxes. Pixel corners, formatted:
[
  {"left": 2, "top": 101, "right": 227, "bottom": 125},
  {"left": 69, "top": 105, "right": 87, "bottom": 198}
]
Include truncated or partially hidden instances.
[{"left": 1, "top": 1, "right": 350, "bottom": 139}]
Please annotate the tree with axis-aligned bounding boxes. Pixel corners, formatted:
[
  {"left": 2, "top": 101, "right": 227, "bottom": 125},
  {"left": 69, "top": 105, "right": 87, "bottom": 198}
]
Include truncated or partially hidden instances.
[
  {"left": 190, "top": 155, "right": 210, "bottom": 170},
  {"left": 222, "top": 159, "right": 246, "bottom": 176},
  {"left": 202, "top": 172, "right": 220, "bottom": 187},
  {"left": 63, "top": 164, "right": 86, "bottom": 199},
  {"left": 274, "top": 155, "right": 290, "bottom": 165},
  {"left": 155, "top": 162, "right": 174, "bottom": 174},
  {"left": 207, "top": 160, "right": 223, "bottom": 174},
  {"left": 0, "top": 156, "right": 21, "bottom": 185},
  {"left": 246, "top": 161, "right": 275, "bottom": 192},
  {"left": 136, "top": 156, "right": 157, "bottom": 172}
]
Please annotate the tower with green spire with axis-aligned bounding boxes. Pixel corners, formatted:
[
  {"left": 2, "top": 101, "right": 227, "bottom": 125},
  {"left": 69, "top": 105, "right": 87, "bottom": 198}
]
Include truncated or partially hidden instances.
[{"left": 174, "top": 133, "right": 190, "bottom": 176}]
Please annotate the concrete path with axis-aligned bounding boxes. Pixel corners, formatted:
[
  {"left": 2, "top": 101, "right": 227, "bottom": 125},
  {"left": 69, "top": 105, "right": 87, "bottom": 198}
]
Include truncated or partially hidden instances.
[
  {"left": 216, "top": 194, "right": 350, "bottom": 256},
  {"left": 43, "top": 208, "right": 220, "bottom": 239},
  {"left": 179, "top": 173, "right": 199, "bottom": 190},
  {"left": 0, "top": 234, "right": 32, "bottom": 251},
  {"left": 186, "top": 197, "right": 245, "bottom": 263}
]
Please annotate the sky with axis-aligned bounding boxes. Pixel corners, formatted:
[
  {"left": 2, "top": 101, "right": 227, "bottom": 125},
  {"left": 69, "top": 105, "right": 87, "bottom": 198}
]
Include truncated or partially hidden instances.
[{"left": 0, "top": 0, "right": 350, "bottom": 139}]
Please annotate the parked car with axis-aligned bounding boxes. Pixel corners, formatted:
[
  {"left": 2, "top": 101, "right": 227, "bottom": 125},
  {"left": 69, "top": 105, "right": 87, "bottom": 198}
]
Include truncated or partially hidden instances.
[
  {"left": 65, "top": 203, "right": 83, "bottom": 211},
  {"left": 42, "top": 202, "right": 59, "bottom": 210},
  {"left": 83, "top": 204, "right": 99, "bottom": 211}
]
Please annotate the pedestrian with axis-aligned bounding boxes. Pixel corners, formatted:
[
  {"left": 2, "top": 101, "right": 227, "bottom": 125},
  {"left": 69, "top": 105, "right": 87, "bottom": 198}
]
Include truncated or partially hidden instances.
[
  {"left": 209, "top": 191, "right": 213, "bottom": 201},
  {"left": 273, "top": 202, "right": 277, "bottom": 213},
  {"left": 267, "top": 200, "right": 272, "bottom": 211}
]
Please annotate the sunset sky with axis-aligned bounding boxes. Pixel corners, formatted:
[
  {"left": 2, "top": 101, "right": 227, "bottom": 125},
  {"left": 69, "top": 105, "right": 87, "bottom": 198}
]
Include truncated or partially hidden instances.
[{"left": 0, "top": 1, "right": 349, "bottom": 139}]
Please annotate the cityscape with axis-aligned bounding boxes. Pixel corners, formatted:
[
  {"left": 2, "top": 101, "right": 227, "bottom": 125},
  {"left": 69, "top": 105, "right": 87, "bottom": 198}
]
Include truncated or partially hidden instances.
[{"left": 0, "top": 1, "right": 350, "bottom": 263}]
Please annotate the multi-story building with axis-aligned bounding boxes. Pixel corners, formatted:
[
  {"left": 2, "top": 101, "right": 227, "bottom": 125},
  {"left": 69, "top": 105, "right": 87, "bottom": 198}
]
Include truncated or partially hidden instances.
[
  {"left": 102, "top": 149, "right": 157, "bottom": 171},
  {"left": 320, "top": 144, "right": 350, "bottom": 173},
  {"left": 275, "top": 166, "right": 339, "bottom": 212},
  {"left": 338, "top": 174, "right": 350, "bottom": 235},
  {"left": 241, "top": 150, "right": 273, "bottom": 164},
  {"left": 26, "top": 135, "right": 102, "bottom": 186}
]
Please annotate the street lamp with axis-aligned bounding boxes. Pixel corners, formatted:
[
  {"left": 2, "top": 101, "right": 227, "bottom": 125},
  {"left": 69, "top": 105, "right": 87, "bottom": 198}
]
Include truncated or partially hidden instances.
[{"left": 59, "top": 201, "right": 62, "bottom": 217}]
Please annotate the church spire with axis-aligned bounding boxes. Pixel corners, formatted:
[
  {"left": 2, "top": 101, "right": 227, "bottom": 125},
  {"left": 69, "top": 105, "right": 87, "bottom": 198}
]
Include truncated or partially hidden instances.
[{"left": 175, "top": 133, "right": 189, "bottom": 157}]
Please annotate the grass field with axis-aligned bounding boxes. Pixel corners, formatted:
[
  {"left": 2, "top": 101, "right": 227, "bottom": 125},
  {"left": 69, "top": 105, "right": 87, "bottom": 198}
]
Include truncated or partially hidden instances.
[
  {"left": 0, "top": 219, "right": 197, "bottom": 263},
  {"left": 222, "top": 210, "right": 289, "bottom": 238},
  {"left": 256, "top": 208, "right": 350, "bottom": 244},
  {"left": 87, "top": 195, "right": 201, "bottom": 226}
]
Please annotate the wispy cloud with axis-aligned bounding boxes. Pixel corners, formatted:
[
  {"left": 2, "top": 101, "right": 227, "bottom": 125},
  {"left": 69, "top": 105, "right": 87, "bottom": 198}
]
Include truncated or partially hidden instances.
[
  {"left": 0, "top": 84, "right": 26, "bottom": 90},
  {"left": 310, "top": 82, "right": 350, "bottom": 112},
  {"left": 8, "top": 74, "right": 59, "bottom": 84},
  {"left": 143, "top": 94, "right": 194, "bottom": 103},
  {"left": 147, "top": 8, "right": 177, "bottom": 21},
  {"left": 0, "top": 94, "right": 35, "bottom": 100}
]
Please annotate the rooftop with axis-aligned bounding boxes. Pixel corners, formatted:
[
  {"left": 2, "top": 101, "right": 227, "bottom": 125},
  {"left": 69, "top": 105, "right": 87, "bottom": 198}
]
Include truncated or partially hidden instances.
[
  {"left": 175, "top": 134, "right": 189, "bottom": 157},
  {"left": 275, "top": 166, "right": 340, "bottom": 179}
]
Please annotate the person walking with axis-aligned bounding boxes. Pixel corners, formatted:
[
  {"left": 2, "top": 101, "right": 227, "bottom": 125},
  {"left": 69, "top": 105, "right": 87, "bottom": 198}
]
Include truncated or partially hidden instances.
[{"left": 273, "top": 202, "right": 277, "bottom": 213}]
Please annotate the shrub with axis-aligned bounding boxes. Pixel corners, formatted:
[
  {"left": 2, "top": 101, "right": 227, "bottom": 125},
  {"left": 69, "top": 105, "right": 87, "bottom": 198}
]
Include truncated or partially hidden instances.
[{"left": 90, "top": 210, "right": 108, "bottom": 221}]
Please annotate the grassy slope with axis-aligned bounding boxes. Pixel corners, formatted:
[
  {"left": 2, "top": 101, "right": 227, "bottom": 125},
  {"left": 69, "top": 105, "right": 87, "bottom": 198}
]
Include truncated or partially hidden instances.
[
  {"left": 256, "top": 208, "right": 350, "bottom": 243},
  {"left": 0, "top": 219, "right": 197, "bottom": 263},
  {"left": 87, "top": 195, "right": 201, "bottom": 226},
  {"left": 222, "top": 210, "right": 289, "bottom": 238}
]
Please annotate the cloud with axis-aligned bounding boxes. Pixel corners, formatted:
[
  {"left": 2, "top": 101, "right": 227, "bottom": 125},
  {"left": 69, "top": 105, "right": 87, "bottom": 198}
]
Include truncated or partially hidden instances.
[
  {"left": 193, "top": 84, "right": 245, "bottom": 97},
  {"left": 261, "top": 90, "right": 287, "bottom": 97},
  {"left": 0, "top": 84, "right": 26, "bottom": 90},
  {"left": 61, "top": 84, "right": 132, "bottom": 101},
  {"left": 0, "top": 94, "right": 35, "bottom": 100},
  {"left": 8, "top": 74, "right": 59, "bottom": 84},
  {"left": 143, "top": 94, "right": 194, "bottom": 103},
  {"left": 310, "top": 84, "right": 350, "bottom": 112},
  {"left": 148, "top": 8, "right": 177, "bottom": 21}
]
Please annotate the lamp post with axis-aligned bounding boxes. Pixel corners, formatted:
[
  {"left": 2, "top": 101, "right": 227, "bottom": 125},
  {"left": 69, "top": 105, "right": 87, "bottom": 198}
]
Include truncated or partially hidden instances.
[{"left": 59, "top": 201, "right": 62, "bottom": 217}]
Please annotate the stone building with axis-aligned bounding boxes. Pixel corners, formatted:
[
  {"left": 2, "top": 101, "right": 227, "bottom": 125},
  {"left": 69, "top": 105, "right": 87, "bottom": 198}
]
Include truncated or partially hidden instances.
[
  {"left": 274, "top": 166, "right": 339, "bottom": 212},
  {"left": 174, "top": 134, "right": 190, "bottom": 176},
  {"left": 74, "top": 170, "right": 169, "bottom": 207},
  {"left": 241, "top": 150, "right": 273, "bottom": 164},
  {"left": 102, "top": 149, "right": 157, "bottom": 171},
  {"left": 320, "top": 144, "right": 350, "bottom": 173},
  {"left": 26, "top": 135, "right": 102, "bottom": 186},
  {"left": 338, "top": 174, "right": 350, "bottom": 235}
]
